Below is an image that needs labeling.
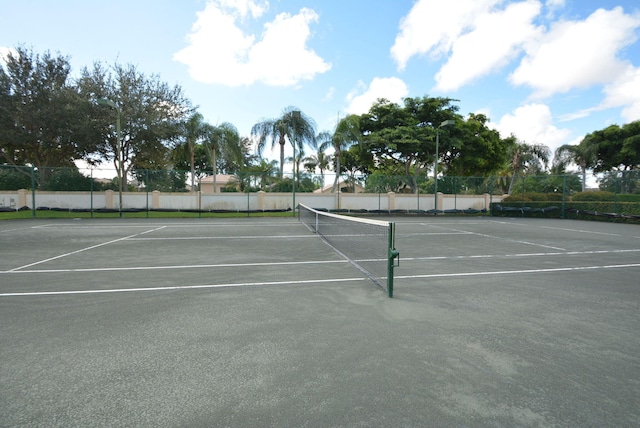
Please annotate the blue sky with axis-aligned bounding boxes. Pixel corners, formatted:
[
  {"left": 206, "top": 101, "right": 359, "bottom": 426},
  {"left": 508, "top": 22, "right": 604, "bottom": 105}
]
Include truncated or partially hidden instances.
[{"left": 1, "top": 0, "right": 639, "bottom": 167}]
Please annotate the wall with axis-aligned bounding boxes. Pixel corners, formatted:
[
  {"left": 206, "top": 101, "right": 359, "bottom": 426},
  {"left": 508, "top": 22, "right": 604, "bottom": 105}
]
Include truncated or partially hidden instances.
[{"left": 0, "top": 189, "right": 502, "bottom": 212}]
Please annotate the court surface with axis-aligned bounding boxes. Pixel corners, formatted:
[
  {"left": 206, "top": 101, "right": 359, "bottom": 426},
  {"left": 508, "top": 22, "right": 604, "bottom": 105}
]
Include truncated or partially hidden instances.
[{"left": 1, "top": 216, "right": 639, "bottom": 427}]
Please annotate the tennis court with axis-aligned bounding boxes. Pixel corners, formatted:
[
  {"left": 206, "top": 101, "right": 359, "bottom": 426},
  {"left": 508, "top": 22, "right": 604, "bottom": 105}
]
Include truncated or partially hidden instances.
[{"left": 1, "top": 215, "right": 639, "bottom": 426}]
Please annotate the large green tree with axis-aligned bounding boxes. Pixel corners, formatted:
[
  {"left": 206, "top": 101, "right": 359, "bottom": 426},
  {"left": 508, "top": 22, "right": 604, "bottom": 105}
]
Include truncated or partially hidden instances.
[
  {"left": 251, "top": 106, "right": 316, "bottom": 178},
  {"left": 582, "top": 121, "right": 640, "bottom": 173},
  {"left": 0, "top": 47, "right": 92, "bottom": 185},
  {"left": 443, "top": 113, "right": 509, "bottom": 177},
  {"left": 76, "top": 62, "right": 192, "bottom": 189},
  {"left": 359, "top": 97, "right": 460, "bottom": 193}
]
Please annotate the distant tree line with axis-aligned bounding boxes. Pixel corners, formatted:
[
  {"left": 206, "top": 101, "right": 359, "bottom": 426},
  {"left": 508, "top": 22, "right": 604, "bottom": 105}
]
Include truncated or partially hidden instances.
[{"left": 1, "top": 46, "right": 638, "bottom": 194}]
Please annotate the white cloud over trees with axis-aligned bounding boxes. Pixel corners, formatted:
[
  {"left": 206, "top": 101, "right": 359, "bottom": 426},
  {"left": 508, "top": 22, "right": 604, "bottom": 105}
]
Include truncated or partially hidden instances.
[{"left": 173, "top": 0, "right": 331, "bottom": 86}]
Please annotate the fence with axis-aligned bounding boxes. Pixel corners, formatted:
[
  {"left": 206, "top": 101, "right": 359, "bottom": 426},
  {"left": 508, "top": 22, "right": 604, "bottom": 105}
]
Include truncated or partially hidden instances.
[
  {"left": 491, "top": 171, "right": 640, "bottom": 223},
  {"left": 1, "top": 165, "right": 639, "bottom": 222}
]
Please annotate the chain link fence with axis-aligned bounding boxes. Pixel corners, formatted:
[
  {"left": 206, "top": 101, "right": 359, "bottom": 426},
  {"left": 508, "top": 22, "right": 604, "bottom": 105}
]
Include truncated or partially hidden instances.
[{"left": 1, "top": 165, "right": 638, "bottom": 222}]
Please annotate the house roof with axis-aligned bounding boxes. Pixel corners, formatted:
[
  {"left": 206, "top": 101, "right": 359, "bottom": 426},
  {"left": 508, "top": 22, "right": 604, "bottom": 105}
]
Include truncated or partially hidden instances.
[
  {"left": 199, "top": 174, "right": 236, "bottom": 183},
  {"left": 313, "top": 179, "right": 364, "bottom": 193}
]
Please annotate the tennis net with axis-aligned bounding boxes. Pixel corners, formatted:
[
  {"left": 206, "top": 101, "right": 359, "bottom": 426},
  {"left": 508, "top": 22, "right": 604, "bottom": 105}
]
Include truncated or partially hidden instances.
[{"left": 298, "top": 204, "right": 399, "bottom": 297}]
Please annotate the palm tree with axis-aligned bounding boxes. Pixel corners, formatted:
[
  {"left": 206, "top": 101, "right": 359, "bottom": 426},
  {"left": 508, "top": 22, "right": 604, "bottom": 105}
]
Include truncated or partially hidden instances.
[
  {"left": 553, "top": 138, "right": 597, "bottom": 192},
  {"left": 203, "top": 122, "right": 242, "bottom": 192},
  {"left": 319, "top": 114, "right": 361, "bottom": 192},
  {"left": 251, "top": 106, "right": 317, "bottom": 179},
  {"left": 302, "top": 147, "right": 331, "bottom": 185},
  {"left": 506, "top": 139, "right": 550, "bottom": 194},
  {"left": 182, "top": 112, "right": 206, "bottom": 191}
]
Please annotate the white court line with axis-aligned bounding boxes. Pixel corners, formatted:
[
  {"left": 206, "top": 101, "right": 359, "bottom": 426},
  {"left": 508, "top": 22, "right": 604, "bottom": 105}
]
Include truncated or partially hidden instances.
[
  {"left": 431, "top": 225, "right": 567, "bottom": 251},
  {"left": 7, "top": 226, "right": 166, "bottom": 272},
  {"left": 4, "top": 248, "right": 638, "bottom": 275},
  {"left": 32, "top": 221, "right": 300, "bottom": 229},
  {"left": 402, "top": 248, "right": 640, "bottom": 262},
  {"left": 0, "top": 277, "right": 366, "bottom": 297},
  {"left": 396, "top": 262, "right": 640, "bottom": 280},
  {"left": 128, "top": 235, "right": 316, "bottom": 241},
  {"left": 1, "top": 259, "right": 348, "bottom": 274},
  {"left": 539, "top": 225, "right": 623, "bottom": 237}
]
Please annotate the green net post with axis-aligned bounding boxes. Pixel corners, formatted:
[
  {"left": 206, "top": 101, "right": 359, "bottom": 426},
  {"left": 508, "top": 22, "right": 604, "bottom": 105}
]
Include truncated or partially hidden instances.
[{"left": 387, "top": 222, "right": 399, "bottom": 298}]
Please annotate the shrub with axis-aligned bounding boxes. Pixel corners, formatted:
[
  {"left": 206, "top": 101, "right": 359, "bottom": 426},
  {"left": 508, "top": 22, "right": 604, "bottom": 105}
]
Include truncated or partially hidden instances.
[{"left": 572, "top": 191, "right": 615, "bottom": 202}]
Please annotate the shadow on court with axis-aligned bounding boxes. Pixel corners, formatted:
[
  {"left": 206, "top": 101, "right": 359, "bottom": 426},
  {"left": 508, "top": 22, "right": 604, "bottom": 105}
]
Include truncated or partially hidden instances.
[{"left": 1, "top": 217, "right": 639, "bottom": 426}]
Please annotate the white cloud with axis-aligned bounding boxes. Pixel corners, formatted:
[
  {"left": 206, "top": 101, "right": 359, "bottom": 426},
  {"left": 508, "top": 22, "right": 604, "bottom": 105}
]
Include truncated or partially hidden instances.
[
  {"left": 434, "top": 0, "right": 541, "bottom": 92},
  {"left": 345, "top": 77, "right": 409, "bottom": 115},
  {"left": 173, "top": 1, "right": 331, "bottom": 86},
  {"left": 601, "top": 65, "right": 640, "bottom": 122},
  {"left": 215, "top": 0, "right": 267, "bottom": 19},
  {"left": 322, "top": 86, "right": 335, "bottom": 102},
  {"left": 510, "top": 7, "right": 640, "bottom": 98},
  {"left": 391, "top": 0, "right": 502, "bottom": 71},
  {"left": 494, "top": 103, "right": 571, "bottom": 152}
]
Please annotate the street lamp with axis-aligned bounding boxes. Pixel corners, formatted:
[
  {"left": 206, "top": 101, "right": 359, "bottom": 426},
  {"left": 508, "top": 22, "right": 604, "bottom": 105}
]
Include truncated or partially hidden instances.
[
  {"left": 97, "top": 98, "right": 123, "bottom": 218},
  {"left": 434, "top": 119, "right": 455, "bottom": 213},
  {"left": 292, "top": 110, "right": 301, "bottom": 217}
]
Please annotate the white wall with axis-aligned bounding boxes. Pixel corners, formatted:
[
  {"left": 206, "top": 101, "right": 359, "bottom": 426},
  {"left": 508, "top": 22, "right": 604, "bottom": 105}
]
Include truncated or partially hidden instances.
[{"left": 1, "top": 189, "right": 501, "bottom": 212}]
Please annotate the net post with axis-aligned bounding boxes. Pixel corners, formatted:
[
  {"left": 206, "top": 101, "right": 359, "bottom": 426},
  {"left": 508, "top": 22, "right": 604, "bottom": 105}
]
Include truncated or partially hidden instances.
[{"left": 387, "top": 222, "right": 399, "bottom": 298}]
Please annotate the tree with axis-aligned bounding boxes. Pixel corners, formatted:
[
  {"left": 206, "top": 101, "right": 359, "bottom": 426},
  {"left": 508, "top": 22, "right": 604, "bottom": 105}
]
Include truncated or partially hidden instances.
[
  {"left": 76, "top": 62, "right": 192, "bottom": 189},
  {"left": 319, "top": 114, "right": 362, "bottom": 192},
  {"left": 554, "top": 138, "right": 598, "bottom": 192},
  {"left": 0, "top": 47, "right": 93, "bottom": 186},
  {"left": 582, "top": 121, "right": 640, "bottom": 173},
  {"left": 443, "top": 113, "right": 509, "bottom": 177},
  {"left": 340, "top": 144, "right": 373, "bottom": 192},
  {"left": 204, "top": 122, "right": 242, "bottom": 192},
  {"left": 242, "top": 158, "right": 278, "bottom": 190},
  {"left": 251, "top": 106, "right": 316, "bottom": 178},
  {"left": 360, "top": 97, "right": 460, "bottom": 193},
  {"left": 302, "top": 146, "right": 331, "bottom": 185},
  {"left": 182, "top": 112, "right": 206, "bottom": 191},
  {"left": 505, "top": 139, "right": 550, "bottom": 194}
]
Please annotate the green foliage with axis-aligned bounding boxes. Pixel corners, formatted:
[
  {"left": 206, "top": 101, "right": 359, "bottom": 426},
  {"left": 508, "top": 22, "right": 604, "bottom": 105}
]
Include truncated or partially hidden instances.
[
  {"left": 360, "top": 97, "right": 460, "bottom": 193},
  {"left": 444, "top": 113, "right": 510, "bottom": 176},
  {"left": 597, "top": 170, "right": 640, "bottom": 193},
  {"left": 0, "top": 166, "right": 32, "bottom": 190},
  {"left": 0, "top": 47, "right": 90, "bottom": 177},
  {"left": 509, "top": 174, "right": 580, "bottom": 195},
  {"left": 366, "top": 174, "right": 415, "bottom": 193},
  {"left": 269, "top": 176, "right": 318, "bottom": 193},
  {"left": 572, "top": 191, "right": 615, "bottom": 201},
  {"left": 502, "top": 192, "right": 565, "bottom": 202},
  {"left": 39, "top": 168, "right": 100, "bottom": 191},
  {"left": 135, "top": 169, "right": 188, "bottom": 192},
  {"left": 251, "top": 107, "right": 317, "bottom": 178},
  {"left": 585, "top": 121, "right": 640, "bottom": 173}
]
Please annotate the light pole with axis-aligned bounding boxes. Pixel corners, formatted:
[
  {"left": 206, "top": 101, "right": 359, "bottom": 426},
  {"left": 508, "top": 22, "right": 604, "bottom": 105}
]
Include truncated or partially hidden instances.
[
  {"left": 97, "top": 98, "right": 123, "bottom": 218},
  {"left": 292, "top": 110, "right": 301, "bottom": 217},
  {"left": 434, "top": 119, "right": 454, "bottom": 213}
]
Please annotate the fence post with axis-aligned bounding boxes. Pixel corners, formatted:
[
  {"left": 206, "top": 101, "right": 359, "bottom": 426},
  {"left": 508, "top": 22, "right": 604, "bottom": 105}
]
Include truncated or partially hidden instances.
[
  {"left": 521, "top": 175, "right": 525, "bottom": 217},
  {"left": 146, "top": 170, "right": 150, "bottom": 218},
  {"left": 614, "top": 174, "right": 618, "bottom": 219},
  {"left": 90, "top": 169, "right": 94, "bottom": 218},
  {"left": 561, "top": 175, "right": 566, "bottom": 219},
  {"left": 30, "top": 166, "right": 36, "bottom": 218}
]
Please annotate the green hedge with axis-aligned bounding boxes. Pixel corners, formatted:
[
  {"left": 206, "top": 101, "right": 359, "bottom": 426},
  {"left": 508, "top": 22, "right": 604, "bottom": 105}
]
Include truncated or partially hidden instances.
[{"left": 501, "top": 192, "right": 566, "bottom": 202}]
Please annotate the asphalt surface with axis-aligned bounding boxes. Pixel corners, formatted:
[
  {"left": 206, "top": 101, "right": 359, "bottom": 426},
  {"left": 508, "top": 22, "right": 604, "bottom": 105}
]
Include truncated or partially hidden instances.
[{"left": 1, "top": 217, "right": 639, "bottom": 427}]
